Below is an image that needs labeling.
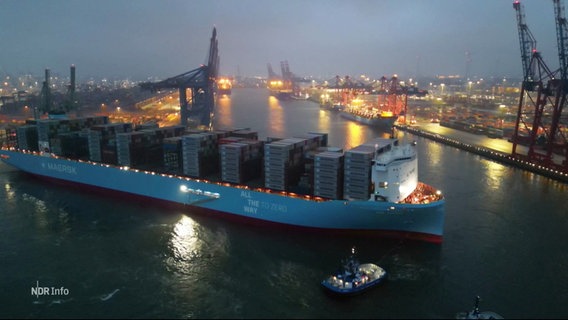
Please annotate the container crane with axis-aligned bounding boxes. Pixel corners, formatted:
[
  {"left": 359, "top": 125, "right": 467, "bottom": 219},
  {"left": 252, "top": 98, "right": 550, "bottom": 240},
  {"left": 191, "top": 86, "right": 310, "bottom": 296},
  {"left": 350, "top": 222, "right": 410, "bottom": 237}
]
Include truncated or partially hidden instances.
[
  {"left": 266, "top": 61, "right": 293, "bottom": 99},
  {"left": 552, "top": 0, "right": 568, "bottom": 169},
  {"left": 511, "top": 0, "right": 560, "bottom": 169},
  {"left": 376, "top": 75, "right": 408, "bottom": 122},
  {"left": 140, "top": 27, "right": 219, "bottom": 128},
  {"left": 39, "top": 69, "right": 53, "bottom": 114}
]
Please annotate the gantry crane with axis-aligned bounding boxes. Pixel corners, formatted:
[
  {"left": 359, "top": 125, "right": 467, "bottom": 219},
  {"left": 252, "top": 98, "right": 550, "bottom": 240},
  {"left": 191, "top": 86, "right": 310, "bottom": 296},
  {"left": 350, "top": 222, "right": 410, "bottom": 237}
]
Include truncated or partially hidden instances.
[
  {"left": 39, "top": 69, "right": 53, "bottom": 114},
  {"left": 511, "top": 0, "right": 563, "bottom": 170},
  {"left": 266, "top": 61, "right": 294, "bottom": 98},
  {"left": 376, "top": 75, "right": 408, "bottom": 123},
  {"left": 327, "top": 75, "right": 367, "bottom": 106},
  {"left": 552, "top": 0, "right": 568, "bottom": 169},
  {"left": 140, "top": 27, "right": 219, "bottom": 128},
  {"left": 267, "top": 63, "right": 278, "bottom": 80},
  {"left": 63, "top": 65, "right": 77, "bottom": 112}
]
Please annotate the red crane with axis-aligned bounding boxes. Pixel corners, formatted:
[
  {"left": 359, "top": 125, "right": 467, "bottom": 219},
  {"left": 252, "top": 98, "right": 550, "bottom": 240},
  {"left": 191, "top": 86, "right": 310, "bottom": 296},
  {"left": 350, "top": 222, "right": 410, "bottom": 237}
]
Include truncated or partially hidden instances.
[
  {"left": 377, "top": 75, "right": 408, "bottom": 122},
  {"left": 511, "top": 1, "right": 567, "bottom": 172},
  {"left": 552, "top": 0, "right": 568, "bottom": 169}
]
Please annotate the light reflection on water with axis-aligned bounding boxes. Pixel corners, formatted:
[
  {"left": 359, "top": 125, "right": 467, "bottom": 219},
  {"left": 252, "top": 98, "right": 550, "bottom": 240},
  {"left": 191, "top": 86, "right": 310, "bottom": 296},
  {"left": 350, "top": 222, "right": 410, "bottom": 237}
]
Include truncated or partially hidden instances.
[
  {"left": 170, "top": 216, "right": 200, "bottom": 263},
  {"left": 166, "top": 214, "right": 230, "bottom": 278},
  {"left": 316, "top": 109, "right": 330, "bottom": 135},
  {"left": 344, "top": 121, "right": 366, "bottom": 149},
  {"left": 422, "top": 139, "right": 443, "bottom": 167},
  {"left": 22, "top": 193, "right": 50, "bottom": 229},
  {"left": 214, "top": 95, "right": 233, "bottom": 129},
  {"left": 267, "top": 96, "right": 285, "bottom": 138},
  {"left": 4, "top": 182, "right": 15, "bottom": 201},
  {"left": 481, "top": 158, "right": 508, "bottom": 191}
]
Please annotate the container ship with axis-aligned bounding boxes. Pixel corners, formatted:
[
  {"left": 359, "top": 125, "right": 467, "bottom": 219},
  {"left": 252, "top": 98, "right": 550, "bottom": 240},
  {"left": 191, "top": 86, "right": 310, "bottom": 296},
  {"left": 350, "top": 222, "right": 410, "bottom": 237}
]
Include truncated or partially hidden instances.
[
  {"left": 338, "top": 95, "right": 398, "bottom": 130},
  {"left": 267, "top": 80, "right": 293, "bottom": 100},
  {"left": 339, "top": 108, "right": 397, "bottom": 130},
  {"left": 0, "top": 116, "right": 445, "bottom": 243},
  {"left": 216, "top": 77, "right": 232, "bottom": 95}
]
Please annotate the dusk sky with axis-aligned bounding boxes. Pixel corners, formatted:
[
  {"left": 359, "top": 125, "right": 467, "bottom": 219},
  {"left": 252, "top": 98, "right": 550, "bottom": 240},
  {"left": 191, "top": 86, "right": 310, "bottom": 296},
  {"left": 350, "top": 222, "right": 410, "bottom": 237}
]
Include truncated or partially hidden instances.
[{"left": 0, "top": 0, "right": 561, "bottom": 81}]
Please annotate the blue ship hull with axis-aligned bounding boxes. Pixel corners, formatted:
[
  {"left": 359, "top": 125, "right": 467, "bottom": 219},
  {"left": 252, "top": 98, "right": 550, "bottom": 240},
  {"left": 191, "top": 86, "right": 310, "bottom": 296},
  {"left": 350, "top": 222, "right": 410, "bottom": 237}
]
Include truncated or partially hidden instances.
[{"left": 0, "top": 149, "right": 445, "bottom": 243}]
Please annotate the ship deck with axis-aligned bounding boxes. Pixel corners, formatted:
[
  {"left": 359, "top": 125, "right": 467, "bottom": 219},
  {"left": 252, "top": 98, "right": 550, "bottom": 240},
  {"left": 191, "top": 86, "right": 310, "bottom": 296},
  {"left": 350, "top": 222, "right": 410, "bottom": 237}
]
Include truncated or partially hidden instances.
[{"left": 399, "top": 182, "right": 443, "bottom": 204}]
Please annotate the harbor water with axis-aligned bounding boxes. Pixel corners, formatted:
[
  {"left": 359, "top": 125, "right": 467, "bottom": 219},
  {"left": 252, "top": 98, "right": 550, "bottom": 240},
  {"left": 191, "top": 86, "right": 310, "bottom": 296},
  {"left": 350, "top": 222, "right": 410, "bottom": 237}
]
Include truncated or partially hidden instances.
[{"left": 1, "top": 88, "right": 567, "bottom": 318}]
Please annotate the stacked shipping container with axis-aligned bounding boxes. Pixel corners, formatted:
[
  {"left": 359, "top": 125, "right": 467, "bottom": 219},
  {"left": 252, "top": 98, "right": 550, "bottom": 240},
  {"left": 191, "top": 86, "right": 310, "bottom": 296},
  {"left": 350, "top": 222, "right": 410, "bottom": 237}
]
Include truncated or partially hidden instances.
[
  {"left": 264, "top": 133, "right": 326, "bottom": 191},
  {"left": 343, "top": 144, "right": 375, "bottom": 200},
  {"left": 35, "top": 116, "right": 109, "bottom": 154},
  {"left": 219, "top": 139, "right": 264, "bottom": 184},
  {"left": 181, "top": 132, "right": 219, "bottom": 178},
  {"left": 88, "top": 123, "right": 133, "bottom": 163},
  {"left": 8, "top": 119, "right": 384, "bottom": 201},
  {"left": 314, "top": 151, "right": 344, "bottom": 199},
  {"left": 16, "top": 125, "right": 39, "bottom": 151}
]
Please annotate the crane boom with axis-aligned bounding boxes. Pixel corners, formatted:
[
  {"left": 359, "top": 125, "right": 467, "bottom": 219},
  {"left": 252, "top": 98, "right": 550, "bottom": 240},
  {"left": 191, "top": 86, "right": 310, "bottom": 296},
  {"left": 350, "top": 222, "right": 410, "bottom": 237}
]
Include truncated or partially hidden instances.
[
  {"left": 267, "top": 63, "right": 277, "bottom": 79},
  {"left": 513, "top": 0, "right": 538, "bottom": 81}
]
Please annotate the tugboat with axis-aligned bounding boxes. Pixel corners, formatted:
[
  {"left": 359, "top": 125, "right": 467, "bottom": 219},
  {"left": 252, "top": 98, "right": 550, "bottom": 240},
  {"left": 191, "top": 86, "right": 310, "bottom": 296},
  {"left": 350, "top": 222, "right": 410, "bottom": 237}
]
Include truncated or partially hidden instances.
[
  {"left": 456, "top": 296, "right": 504, "bottom": 319},
  {"left": 321, "top": 247, "right": 387, "bottom": 296}
]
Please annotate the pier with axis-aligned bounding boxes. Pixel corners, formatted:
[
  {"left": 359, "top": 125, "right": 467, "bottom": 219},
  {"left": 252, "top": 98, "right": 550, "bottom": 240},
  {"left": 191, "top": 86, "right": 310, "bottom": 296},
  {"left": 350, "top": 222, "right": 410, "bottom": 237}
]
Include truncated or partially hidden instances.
[{"left": 395, "top": 123, "right": 568, "bottom": 184}]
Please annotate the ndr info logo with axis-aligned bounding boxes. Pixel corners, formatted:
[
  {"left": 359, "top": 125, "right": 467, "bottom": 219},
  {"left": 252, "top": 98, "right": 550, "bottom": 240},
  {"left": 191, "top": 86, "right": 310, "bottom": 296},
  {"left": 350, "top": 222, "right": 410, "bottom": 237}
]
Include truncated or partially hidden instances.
[{"left": 31, "top": 281, "right": 70, "bottom": 298}]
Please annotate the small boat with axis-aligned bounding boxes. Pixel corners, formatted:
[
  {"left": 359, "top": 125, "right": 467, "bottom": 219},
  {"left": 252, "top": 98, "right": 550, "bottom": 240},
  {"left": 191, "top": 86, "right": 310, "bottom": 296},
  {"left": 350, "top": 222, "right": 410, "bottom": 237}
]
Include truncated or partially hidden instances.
[
  {"left": 456, "top": 296, "right": 504, "bottom": 319},
  {"left": 321, "top": 247, "right": 387, "bottom": 295}
]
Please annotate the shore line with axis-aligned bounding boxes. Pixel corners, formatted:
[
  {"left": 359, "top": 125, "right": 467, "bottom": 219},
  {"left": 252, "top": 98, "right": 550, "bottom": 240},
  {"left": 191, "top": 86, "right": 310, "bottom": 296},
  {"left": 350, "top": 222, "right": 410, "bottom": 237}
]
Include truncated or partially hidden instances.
[{"left": 394, "top": 124, "right": 568, "bottom": 184}]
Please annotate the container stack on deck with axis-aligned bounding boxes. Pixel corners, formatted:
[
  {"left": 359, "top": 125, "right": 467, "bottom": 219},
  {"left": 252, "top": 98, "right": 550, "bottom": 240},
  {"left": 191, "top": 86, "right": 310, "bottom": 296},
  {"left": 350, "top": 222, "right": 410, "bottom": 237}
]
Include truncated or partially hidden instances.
[
  {"left": 117, "top": 132, "right": 144, "bottom": 166},
  {"left": 219, "top": 139, "right": 264, "bottom": 184},
  {"left": 16, "top": 125, "right": 39, "bottom": 151},
  {"left": 35, "top": 116, "right": 109, "bottom": 154},
  {"left": 291, "top": 133, "right": 329, "bottom": 194},
  {"left": 181, "top": 132, "right": 219, "bottom": 178},
  {"left": 343, "top": 144, "right": 375, "bottom": 200},
  {"left": 88, "top": 123, "right": 133, "bottom": 163},
  {"left": 163, "top": 136, "right": 183, "bottom": 173},
  {"left": 314, "top": 150, "right": 344, "bottom": 199},
  {"left": 229, "top": 129, "right": 258, "bottom": 140},
  {"left": 6, "top": 118, "right": 388, "bottom": 199},
  {"left": 164, "top": 129, "right": 234, "bottom": 177},
  {"left": 1, "top": 127, "right": 18, "bottom": 149},
  {"left": 117, "top": 125, "right": 184, "bottom": 169},
  {"left": 264, "top": 138, "right": 302, "bottom": 191},
  {"left": 264, "top": 133, "right": 326, "bottom": 192},
  {"left": 52, "top": 131, "right": 90, "bottom": 159}
]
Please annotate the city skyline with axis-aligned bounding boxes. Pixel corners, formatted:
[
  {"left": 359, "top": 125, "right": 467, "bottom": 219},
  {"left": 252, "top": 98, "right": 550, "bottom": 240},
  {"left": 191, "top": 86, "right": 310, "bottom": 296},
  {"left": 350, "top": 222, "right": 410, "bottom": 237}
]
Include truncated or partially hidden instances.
[{"left": 0, "top": 0, "right": 562, "bottom": 81}]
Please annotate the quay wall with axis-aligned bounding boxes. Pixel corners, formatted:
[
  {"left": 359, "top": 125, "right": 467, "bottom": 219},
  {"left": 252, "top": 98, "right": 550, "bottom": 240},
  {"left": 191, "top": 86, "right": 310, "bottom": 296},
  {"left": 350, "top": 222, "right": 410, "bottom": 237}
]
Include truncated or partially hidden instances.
[{"left": 394, "top": 124, "right": 568, "bottom": 184}]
